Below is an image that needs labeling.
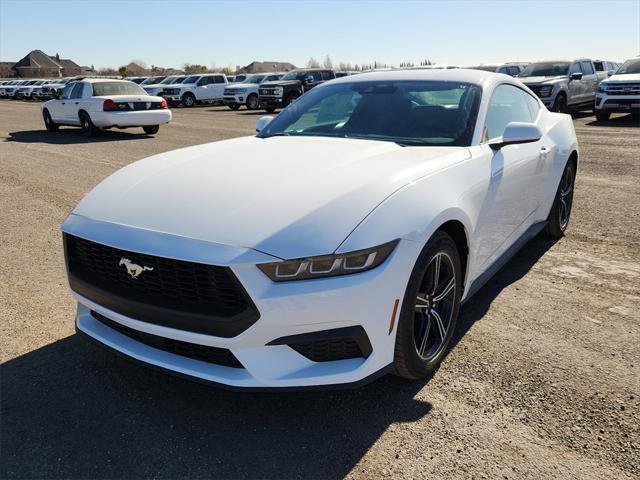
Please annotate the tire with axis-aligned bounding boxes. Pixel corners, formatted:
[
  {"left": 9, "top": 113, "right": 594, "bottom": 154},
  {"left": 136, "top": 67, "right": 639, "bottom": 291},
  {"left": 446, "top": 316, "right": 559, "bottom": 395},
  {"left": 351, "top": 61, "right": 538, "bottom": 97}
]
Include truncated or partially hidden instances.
[
  {"left": 142, "top": 125, "right": 159, "bottom": 135},
  {"left": 265, "top": 108, "right": 276, "bottom": 114},
  {"left": 552, "top": 93, "right": 567, "bottom": 113},
  {"left": 79, "top": 111, "right": 97, "bottom": 137},
  {"left": 229, "top": 104, "right": 240, "bottom": 111},
  {"left": 181, "top": 93, "right": 196, "bottom": 107},
  {"left": 543, "top": 159, "right": 576, "bottom": 237},
  {"left": 595, "top": 110, "right": 611, "bottom": 121},
  {"left": 393, "top": 231, "right": 462, "bottom": 380},
  {"left": 246, "top": 94, "right": 259, "bottom": 110},
  {"left": 285, "top": 94, "right": 297, "bottom": 107},
  {"left": 42, "top": 109, "right": 58, "bottom": 132}
]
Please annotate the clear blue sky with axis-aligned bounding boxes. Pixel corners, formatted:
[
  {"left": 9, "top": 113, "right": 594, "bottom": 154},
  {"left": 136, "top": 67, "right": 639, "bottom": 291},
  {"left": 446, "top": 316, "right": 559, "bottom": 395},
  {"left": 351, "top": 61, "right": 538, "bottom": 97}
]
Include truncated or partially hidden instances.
[{"left": 1, "top": 0, "right": 638, "bottom": 69}]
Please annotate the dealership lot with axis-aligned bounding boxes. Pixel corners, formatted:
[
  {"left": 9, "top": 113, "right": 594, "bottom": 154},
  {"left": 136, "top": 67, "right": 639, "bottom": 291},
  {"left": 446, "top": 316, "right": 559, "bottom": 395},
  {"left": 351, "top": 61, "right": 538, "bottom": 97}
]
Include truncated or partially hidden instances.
[{"left": 1, "top": 102, "right": 638, "bottom": 478}]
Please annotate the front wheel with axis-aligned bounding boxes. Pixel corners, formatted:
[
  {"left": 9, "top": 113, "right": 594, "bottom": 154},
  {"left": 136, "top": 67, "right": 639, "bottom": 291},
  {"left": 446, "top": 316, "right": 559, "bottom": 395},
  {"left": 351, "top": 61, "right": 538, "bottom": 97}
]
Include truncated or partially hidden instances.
[
  {"left": 595, "top": 110, "right": 611, "bottom": 121},
  {"left": 43, "top": 109, "right": 58, "bottom": 132},
  {"left": 142, "top": 125, "right": 159, "bottom": 135},
  {"left": 543, "top": 160, "right": 576, "bottom": 237},
  {"left": 79, "top": 112, "right": 97, "bottom": 137},
  {"left": 228, "top": 104, "right": 240, "bottom": 111},
  {"left": 181, "top": 93, "right": 196, "bottom": 107},
  {"left": 552, "top": 94, "right": 567, "bottom": 113},
  {"left": 246, "top": 94, "right": 259, "bottom": 110},
  {"left": 265, "top": 108, "right": 275, "bottom": 114},
  {"left": 393, "top": 231, "right": 462, "bottom": 380}
]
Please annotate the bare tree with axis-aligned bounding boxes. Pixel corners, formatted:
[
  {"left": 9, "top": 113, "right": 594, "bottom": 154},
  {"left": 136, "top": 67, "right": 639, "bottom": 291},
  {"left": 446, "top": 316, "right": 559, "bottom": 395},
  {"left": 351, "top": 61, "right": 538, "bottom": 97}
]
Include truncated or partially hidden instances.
[
  {"left": 323, "top": 55, "right": 333, "bottom": 69},
  {"left": 307, "top": 57, "right": 320, "bottom": 68}
]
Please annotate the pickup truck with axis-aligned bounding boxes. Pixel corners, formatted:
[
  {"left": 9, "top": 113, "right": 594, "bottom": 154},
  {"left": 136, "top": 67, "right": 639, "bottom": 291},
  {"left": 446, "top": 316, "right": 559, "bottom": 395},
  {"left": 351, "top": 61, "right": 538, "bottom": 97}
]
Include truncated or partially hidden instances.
[
  {"left": 162, "top": 73, "right": 228, "bottom": 107},
  {"left": 594, "top": 57, "right": 640, "bottom": 121},
  {"left": 258, "top": 69, "right": 335, "bottom": 113},
  {"left": 518, "top": 58, "right": 600, "bottom": 113},
  {"left": 223, "top": 73, "right": 283, "bottom": 110}
]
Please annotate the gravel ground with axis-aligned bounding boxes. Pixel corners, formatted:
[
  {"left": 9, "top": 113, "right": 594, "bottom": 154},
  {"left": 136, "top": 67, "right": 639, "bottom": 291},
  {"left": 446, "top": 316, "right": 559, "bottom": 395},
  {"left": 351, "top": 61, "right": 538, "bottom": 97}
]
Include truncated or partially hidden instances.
[{"left": 0, "top": 101, "right": 638, "bottom": 480}]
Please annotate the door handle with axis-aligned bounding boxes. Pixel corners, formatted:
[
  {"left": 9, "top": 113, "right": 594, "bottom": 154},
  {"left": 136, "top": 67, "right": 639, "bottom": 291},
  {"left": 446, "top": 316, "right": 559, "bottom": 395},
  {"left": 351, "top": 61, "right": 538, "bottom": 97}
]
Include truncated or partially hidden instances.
[
  {"left": 74, "top": 102, "right": 79, "bottom": 105},
  {"left": 61, "top": 102, "right": 65, "bottom": 105},
  {"left": 540, "top": 146, "right": 551, "bottom": 153}
]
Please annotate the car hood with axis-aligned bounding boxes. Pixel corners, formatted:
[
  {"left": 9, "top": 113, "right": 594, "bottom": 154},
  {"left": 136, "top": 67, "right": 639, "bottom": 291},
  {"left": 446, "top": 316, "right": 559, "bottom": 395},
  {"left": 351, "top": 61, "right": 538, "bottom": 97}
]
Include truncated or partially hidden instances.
[
  {"left": 260, "top": 80, "right": 301, "bottom": 88},
  {"left": 606, "top": 73, "right": 640, "bottom": 82},
  {"left": 142, "top": 83, "right": 168, "bottom": 89},
  {"left": 72, "top": 136, "right": 470, "bottom": 259},
  {"left": 520, "top": 75, "right": 567, "bottom": 85}
]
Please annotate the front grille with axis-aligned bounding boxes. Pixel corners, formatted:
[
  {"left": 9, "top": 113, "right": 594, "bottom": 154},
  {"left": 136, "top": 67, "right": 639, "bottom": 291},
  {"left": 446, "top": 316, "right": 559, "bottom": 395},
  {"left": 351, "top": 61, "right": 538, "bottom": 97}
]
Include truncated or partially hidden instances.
[
  {"left": 603, "top": 83, "right": 640, "bottom": 95},
  {"left": 603, "top": 99, "right": 640, "bottom": 107},
  {"left": 259, "top": 88, "right": 279, "bottom": 96},
  {"left": 290, "top": 338, "right": 364, "bottom": 362},
  {"left": 163, "top": 88, "right": 180, "bottom": 95},
  {"left": 65, "top": 234, "right": 260, "bottom": 337},
  {"left": 91, "top": 311, "right": 243, "bottom": 368},
  {"left": 223, "top": 88, "right": 243, "bottom": 95}
]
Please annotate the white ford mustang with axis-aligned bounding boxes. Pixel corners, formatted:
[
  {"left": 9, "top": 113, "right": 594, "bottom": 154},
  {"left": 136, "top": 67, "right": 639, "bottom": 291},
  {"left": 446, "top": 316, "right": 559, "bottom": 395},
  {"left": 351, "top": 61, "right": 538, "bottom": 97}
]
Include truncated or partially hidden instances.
[{"left": 62, "top": 69, "right": 578, "bottom": 389}]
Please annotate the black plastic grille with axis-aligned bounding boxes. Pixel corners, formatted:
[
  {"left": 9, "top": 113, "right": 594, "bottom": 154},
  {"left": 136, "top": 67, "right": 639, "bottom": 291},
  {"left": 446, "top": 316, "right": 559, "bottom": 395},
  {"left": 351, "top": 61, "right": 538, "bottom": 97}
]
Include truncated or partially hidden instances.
[
  {"left": 290, "top": 339, "right": 364, "bottom": 362},
  {"left": 91, "top": 311, "right": 243, "bottom": 368},
  {"left": 64, "top": 234, "right": 260, "bottom": 337}
]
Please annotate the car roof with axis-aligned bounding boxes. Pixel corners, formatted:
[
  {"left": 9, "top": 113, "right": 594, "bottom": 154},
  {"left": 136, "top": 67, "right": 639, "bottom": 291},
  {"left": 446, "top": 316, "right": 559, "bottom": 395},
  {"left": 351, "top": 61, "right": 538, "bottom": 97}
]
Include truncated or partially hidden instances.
[
  {"left": 326, "top": 68, "right": 514, "bottom": 88},
  {"left": 81, "top": 78, "right": 139, "bottom": 84}
]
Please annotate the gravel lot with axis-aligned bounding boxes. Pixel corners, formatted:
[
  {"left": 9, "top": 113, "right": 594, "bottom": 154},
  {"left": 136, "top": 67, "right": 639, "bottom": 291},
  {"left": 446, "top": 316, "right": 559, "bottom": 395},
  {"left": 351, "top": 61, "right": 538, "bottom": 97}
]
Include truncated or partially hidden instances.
[{"left": 1, "top": 101, "right": 638, "bottom": 480}]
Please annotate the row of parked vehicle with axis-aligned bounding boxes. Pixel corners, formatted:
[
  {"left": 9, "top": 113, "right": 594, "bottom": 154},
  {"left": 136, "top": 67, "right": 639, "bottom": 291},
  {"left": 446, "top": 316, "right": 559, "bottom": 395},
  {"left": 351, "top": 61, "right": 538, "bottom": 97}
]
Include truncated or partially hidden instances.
[{"left": 2, "top": 57, "right": 638, "bottom": 126}]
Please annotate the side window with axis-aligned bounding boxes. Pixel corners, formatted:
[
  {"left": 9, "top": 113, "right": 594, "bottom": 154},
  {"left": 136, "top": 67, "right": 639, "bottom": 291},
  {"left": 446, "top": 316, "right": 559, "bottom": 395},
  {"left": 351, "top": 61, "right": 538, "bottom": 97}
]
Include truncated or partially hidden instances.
[
  {"left": 321, "top": 71, "right": 334, "bottom": 80},
  {"left": 581, "top": 62, "right": 595, "bottom": 75},
  {"left": 61, "top": 83, "right": 75, "bottom": 100},
  {"left": 508, "top": 66, "right": 521, "bottom": 76},
  {"left": 70, "top": 83, "right": 84, "bottom": 99},
  {"left": 309, "top": 71, "right": 322, "bottom": 82},
  {"left": 593, "top": 61, "right": 604, "bottom": 72},
  {"left": 214, "top": 76, "right": 225, "bottom": 84},
  {"left": 524, "top": 92, "right": 540, "bottom": 120},
  {"left": 196, "top": 77, "right": 207, "bottom": 86},
  {"left": 569, "top": 63, "right": 582, "bottom": 75},
  {"left": 485, "top": 84, "right": 534, "bottom": 140}
]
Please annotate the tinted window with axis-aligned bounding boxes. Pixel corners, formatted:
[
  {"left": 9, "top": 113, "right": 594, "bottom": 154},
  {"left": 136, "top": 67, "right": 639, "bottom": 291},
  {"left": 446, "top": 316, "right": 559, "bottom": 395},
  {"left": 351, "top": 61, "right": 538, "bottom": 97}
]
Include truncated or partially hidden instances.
[
  {"left": 70, "top": 83, "right": 84, "bottom": 99},
  {"left": 91, "top": 81, "right": 147, "bottom": 96},
  {"left": 259, "top": 81, "right": 482, "bottom": 147},
  {"left": 486, "top": 84, "right": 534, "bottom": 140},
  {"left": 61, "top": 83, "right": 75, "bottom": 100},
  {"left": 214, "top": 76, "right": 225, "bottom": 84},
  {"left": 581, "top": 62, "right": 595, "bottom": 75},
  {"left": 593, "top": 61, "right": 604, "bottom": 71},
  {"left": 569, "top": 63, "right": 582, "bottom": 75}
]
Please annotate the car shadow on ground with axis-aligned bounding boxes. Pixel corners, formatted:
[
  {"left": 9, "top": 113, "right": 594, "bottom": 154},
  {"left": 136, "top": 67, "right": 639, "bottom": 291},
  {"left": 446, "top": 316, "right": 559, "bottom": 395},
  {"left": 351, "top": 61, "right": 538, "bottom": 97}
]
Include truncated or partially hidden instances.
[
  {"left": 584, "top": 113, "right": 639, "bottom": 127},
  {"left": 0, "top": 236, "right": 558, "bottom": 479},
  {"left": 5, "top": 129, "right": 154, "bottom": 144}
]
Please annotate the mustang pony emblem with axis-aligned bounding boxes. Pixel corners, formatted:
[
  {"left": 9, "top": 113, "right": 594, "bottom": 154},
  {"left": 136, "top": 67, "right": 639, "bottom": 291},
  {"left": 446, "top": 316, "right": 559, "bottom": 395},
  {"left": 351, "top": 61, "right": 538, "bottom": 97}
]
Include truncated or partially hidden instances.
[{"left": 118, "top": 258, "right": 153, "bottom": 279}]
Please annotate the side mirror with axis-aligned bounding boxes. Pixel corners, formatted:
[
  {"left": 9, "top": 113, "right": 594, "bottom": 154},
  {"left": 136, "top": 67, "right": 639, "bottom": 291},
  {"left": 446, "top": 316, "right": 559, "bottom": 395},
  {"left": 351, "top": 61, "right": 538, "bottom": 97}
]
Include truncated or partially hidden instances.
[
  {"left": 305, "top": 76, "right": 314, "bottom": 85},
  {"left": 570, "top": 72, "right": 583, "bottom": 81},
  {"left": 489, "top": 122, "right": 542, "bottom": 150},
  {"left": 256, "top": 115, "right": 274, "bottom": 133}
]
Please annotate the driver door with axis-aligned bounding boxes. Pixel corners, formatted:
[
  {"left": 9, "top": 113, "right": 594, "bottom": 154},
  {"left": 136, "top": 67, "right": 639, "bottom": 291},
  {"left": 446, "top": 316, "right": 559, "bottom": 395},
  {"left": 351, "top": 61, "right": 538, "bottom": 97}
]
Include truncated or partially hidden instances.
[
  {"left": 48, "top": 83, "right": 74, "bottom": 122},
  {"left": 567, "top": 62, "right": 584, "bottom": 106},
  {"left": 475, "top": 84, "right": 545, "bottom": 269}
]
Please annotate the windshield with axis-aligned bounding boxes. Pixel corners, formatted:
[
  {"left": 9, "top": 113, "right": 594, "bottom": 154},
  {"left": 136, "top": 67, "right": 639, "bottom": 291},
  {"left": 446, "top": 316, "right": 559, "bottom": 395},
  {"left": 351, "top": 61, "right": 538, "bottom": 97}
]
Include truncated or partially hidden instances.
[
  {"left": 259, "top": 80, "right": 481, "bottom": 147},
  {"left": 91, "top": 81, "right": 147, "bottom": 96},
  {"left": 241, "top": 74, "right": 266, "bottom": 84},
  {"left": 616, "top": 59, "right": 640, "bottom": 75},
  {"left": 141, "top": 76, "right": 164, "bottom": 85},
  {"left": 159, "top": 76, "right": 177, "bottom": 84},
  {"left": 518, "top": 62, "right": 570, "bottom": 77},
  {"left": 281, "top": 71, "right": 306, "bottom": 81}
]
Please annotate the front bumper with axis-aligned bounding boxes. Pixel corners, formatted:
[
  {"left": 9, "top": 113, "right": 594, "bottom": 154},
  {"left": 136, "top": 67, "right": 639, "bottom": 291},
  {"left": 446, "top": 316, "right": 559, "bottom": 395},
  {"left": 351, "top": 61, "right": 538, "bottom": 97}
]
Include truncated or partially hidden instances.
[
  {"left": 223, "top": 95, "right": 245, "bottom": 106},
  {"left": 259, "top": 96, "right": 285, "bottom": 109},
  {"left": 91, "top": 110, "right": 172, "bottom": 128},
  {"left": 595, "top": 94, "right": 640, "bottom": 112},
  {"left": 64, "top": 215, "right": 419, "bottom": 389}
]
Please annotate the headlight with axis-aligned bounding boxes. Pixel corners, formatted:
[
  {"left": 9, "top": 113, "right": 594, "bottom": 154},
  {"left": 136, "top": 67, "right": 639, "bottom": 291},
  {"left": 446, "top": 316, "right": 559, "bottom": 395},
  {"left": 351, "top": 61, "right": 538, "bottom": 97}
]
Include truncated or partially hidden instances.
[
  {"left": 538, "top": 85, "right": 553, "bottom": 97},
  {"left": 598, "top": 83, "right": 609, "bottom": 93},
  {"left": 257, "top": 240, "right": 399, "bottom": 281},
  {"left": 274, "top": 87, "right": 284, "bottom": 96}
]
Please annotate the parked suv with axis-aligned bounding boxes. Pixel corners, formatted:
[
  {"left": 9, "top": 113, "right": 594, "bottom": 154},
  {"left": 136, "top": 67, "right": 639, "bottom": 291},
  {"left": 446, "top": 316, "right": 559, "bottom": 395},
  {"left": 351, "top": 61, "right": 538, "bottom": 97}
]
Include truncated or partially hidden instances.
[
  {"left": 466, "top": 63, "right": 528, "bottom": 76},
  {"left": 259, "top": 69, "right": 335, "bottom": 113},
  {"left": 163, "top": 73, "right": 228, "bottom": 107},
  {"left": 518, "top": 59, "right": 600, "bottom": 112},
  {"left": 223, "top": 73, "right": 283, "bottom": 110},
  {"left": 594, "top": 57, "right": 640, "bottom": 121}
]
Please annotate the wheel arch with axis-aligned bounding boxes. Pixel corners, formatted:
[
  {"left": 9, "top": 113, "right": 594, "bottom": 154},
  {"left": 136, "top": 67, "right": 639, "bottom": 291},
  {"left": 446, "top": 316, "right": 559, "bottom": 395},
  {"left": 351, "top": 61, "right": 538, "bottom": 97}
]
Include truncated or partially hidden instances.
[{"left": 435, "top": 220, "right": 469, "bottom": 288}]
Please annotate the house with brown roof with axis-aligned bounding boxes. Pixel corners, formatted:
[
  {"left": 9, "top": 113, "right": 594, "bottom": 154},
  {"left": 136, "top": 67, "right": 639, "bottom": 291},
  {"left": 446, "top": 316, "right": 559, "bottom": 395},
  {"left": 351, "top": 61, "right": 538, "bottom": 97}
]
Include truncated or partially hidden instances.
[
  {"left": 238, "top": 61, "right": 296, "bottom": 74},
  {"left": 10, "top": 50, "right": 85, "bottom": 77}
]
